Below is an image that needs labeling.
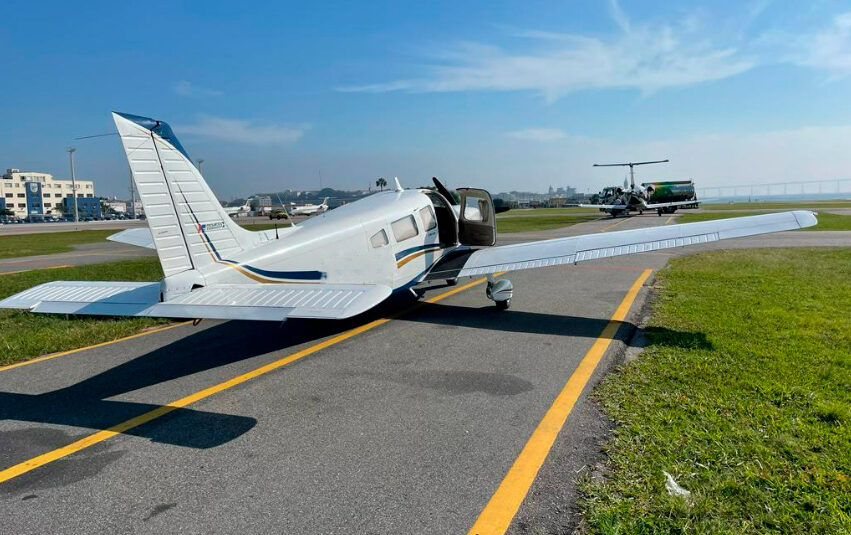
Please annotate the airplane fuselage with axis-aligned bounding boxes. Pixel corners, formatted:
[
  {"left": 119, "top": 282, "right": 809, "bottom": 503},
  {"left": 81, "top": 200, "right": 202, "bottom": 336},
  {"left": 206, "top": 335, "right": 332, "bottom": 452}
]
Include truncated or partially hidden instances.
[{"left": 193, "top": 190, "right": 456, "bottom": 292}]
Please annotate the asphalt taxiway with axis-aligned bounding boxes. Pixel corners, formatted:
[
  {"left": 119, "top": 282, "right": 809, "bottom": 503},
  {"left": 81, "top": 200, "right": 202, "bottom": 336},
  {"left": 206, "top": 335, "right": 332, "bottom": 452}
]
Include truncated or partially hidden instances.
[{"left": 0, "top": 214, "right": 848, "bottom": 534}]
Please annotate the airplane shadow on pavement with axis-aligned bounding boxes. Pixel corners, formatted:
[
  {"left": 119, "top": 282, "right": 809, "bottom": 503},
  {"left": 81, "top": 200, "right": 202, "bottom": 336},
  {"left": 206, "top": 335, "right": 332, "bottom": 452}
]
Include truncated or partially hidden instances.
[
  {"left": 404, "top": 302, "right": 712, "bottom": 351},
  {"left": 0, "top": 314, "right": 379, "bottom": 456},
  {"left": 0, "top": 292, "right": 709, "bottom": 465}
]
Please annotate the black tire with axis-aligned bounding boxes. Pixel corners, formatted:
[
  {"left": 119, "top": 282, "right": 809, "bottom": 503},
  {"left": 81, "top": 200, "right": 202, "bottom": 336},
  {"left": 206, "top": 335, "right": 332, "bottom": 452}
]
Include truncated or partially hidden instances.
[
  {"left": 446, "top": 278, "right": 458, "bottom": 286},
  {"left": 496, "top": 299, "right": 510, "bottom": 310}
]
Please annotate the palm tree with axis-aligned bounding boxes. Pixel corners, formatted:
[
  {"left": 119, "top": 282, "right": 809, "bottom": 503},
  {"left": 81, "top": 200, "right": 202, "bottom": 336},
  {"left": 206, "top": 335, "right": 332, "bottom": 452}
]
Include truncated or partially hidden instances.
[{"left": 376, "top": 177, "right": 387, "bottom": 191}]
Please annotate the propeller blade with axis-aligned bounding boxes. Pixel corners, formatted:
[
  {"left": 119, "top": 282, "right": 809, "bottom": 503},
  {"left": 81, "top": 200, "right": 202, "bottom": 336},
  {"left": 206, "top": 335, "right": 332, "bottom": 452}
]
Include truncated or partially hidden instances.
[{"left": 432, "top": 176, "right": 457, "bottom": 205}]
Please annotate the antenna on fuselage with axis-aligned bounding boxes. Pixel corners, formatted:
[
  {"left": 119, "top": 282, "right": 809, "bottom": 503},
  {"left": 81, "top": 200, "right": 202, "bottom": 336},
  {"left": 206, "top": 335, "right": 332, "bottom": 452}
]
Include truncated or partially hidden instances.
[
  {"left": 394, "top": 177, "right": 403, "bottom": 192},
  {"left": 274, "top": 191, "right": 295, "bottom": 227},
  {"left": 593, "top": 159, "right": 669, "bottom": 190}
]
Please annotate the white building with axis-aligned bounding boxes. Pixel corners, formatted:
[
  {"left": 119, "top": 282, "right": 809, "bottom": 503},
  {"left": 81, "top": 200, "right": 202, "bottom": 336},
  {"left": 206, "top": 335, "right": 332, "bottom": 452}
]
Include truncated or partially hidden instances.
[{"left": 1, "top": 169, "right": 95, "bottom": 218}]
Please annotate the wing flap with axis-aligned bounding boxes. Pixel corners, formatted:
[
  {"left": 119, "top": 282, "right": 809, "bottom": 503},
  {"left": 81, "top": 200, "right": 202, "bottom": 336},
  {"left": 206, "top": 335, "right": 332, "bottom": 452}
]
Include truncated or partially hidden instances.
[
  {"left": 0, "top": 281, "right": 391, "bottom": 321},
  {"left": 433, "top": 211, "right": 816, "bottom": 278}
]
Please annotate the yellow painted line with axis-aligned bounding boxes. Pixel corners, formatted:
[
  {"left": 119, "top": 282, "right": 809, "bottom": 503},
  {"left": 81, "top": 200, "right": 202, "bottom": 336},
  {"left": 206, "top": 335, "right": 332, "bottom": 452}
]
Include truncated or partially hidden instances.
[
  {"left": 0, "top": 322, "right": 193, "bottom": 373},
  {"left": 0, "top": 276, "right": 494, "bottom": 484},
  {"left": 0, "top": 264, "right": 74, "bottom": 276},
  {"left": 600, "top": 217, "right": 629, "bottom": 232},
  {"left": 468, "top": 268, "right": 653, "bottom": 535},
  {"left": 664, "top": 215, "right": 676, "bottom": 225}
]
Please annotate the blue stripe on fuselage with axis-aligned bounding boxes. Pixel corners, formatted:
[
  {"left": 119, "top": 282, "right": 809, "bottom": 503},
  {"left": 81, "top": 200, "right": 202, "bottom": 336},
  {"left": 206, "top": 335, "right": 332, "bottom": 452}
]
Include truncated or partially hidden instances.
[{"left": 394, "top": 243, "right": 441, "bottom": 261}]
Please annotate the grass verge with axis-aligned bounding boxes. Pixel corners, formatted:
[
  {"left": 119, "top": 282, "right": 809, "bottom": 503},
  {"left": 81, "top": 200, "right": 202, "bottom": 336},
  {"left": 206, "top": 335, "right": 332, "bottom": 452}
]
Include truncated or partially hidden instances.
[
  {"left": 241, "top": 222, "right": 292, "bottom": 231},
  {"left": 0, "top": 229, "right": 117, "bottom": 259},
  {"left": 678, "top": 211, "right": 851, "bottom": 230},
  {"left": 0, "top": 258, "right": 169, "bottom": 366},
  {"left": 497, "top": 214, "right": 601, "bottom": 233},
  {"left": 581, "top": 248, "right": 851, "bottom": 534}
]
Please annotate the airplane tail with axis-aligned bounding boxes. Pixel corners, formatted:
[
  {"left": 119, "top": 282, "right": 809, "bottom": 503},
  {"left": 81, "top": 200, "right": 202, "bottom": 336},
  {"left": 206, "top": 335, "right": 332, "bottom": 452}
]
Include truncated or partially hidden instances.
[{"left": 113, "top": 112, "right": 257, "bottom": 279}]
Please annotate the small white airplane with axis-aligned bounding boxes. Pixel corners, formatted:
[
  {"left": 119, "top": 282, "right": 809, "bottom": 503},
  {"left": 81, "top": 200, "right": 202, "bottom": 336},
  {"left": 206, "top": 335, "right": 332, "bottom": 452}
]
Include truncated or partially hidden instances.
[
  {"left": 290, "top": 198, "right": 329, "bottom": 216},
  {"left": 0, "top": 112, "right": 818, "bottom": 321},
  {"left": 223, "top": 200, "right": 251, "bottom": 217}
]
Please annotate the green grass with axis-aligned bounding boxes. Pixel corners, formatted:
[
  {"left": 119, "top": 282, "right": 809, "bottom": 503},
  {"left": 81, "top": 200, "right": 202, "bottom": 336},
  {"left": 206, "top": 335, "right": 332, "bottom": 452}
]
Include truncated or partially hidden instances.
[
  {"left": 0, "top": 222, "right": 290, "bottom": 260},
  {"left": 241, "top": 222, "right": 292, "bottom": 231},
  {"left": 678, "top": 211, "right": 851, "bottom": 230},
  {"left": 496, "top": 214, "right": 601, "bottom": 233},
  {"left": 0, "top": 229, "right": 117, "bottom": 259},
  {"left": 581, "top": 248, "right": 851, "bottom": 534},
  {"left": 0, "top": 258, "right": 169, "bottom": 366},
  {"left": 702, "top": 200, "right": 851, "bottom": 210}
]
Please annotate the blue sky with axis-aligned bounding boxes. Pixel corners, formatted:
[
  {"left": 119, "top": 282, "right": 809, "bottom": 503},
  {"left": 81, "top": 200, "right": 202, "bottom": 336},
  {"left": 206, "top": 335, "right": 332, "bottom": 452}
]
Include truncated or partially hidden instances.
[{"left": 2, "top": 0, "right": 851, "bottom": 199}]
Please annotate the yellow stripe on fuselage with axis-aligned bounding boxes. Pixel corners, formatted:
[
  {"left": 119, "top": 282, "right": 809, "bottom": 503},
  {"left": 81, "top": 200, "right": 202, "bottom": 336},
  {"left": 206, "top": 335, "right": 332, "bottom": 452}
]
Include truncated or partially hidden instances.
[
  {"left": 396, "top": 246, "right": 443, "bottom": 268},
  {"left": 194, "top": 225, "right": 317, "bottom": 284}
]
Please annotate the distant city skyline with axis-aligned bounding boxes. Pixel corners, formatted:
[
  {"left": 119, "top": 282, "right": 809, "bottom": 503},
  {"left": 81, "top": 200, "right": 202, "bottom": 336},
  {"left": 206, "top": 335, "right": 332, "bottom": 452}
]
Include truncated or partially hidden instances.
[{"left": 2, "top": 1, "right": 851, "bottom": 199}]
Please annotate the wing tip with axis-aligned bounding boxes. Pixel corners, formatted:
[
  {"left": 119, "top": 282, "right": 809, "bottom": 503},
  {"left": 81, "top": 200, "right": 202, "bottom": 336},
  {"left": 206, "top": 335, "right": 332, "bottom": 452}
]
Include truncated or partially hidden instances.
[{"left": 792, "top": 210, "right": 818, "bottom": 229}]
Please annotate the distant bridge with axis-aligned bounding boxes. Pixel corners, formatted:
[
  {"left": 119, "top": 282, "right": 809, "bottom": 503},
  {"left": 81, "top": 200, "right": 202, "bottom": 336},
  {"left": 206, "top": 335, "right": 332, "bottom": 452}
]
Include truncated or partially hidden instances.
[{"left": 697, "top": 178, "right": 851, "bottom": 200}]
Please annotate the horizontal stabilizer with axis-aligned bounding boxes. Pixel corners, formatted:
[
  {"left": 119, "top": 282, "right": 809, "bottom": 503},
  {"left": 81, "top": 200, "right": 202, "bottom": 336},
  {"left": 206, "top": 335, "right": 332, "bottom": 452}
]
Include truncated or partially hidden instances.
[
  {"left": 108, "top": 228, "right": 156, "bottom": 249},
  {"left": 0, "top": 281, "right": 391, "bottom": 321},
  {"left": 428, "top": 211, "right": 817, "bottom": 278}
]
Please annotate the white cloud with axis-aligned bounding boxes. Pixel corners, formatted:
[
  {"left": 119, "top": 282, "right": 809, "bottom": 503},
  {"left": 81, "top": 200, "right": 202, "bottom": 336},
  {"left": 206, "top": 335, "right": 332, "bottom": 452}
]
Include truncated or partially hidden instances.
[
  {"left": 339, "top": 2, "right": 755, "bottom": 102},
  {"left": 178, "top": 116, "right": 306, "bottom": 145},
  {"left": 794, "top": 12, "right": 851, "bottom": 77},
  {"left": 506, "top": 128, "right": 567, "bottom": 142},
  {"left": 174, "top": 80, "right": 223, "bottom": 97}
]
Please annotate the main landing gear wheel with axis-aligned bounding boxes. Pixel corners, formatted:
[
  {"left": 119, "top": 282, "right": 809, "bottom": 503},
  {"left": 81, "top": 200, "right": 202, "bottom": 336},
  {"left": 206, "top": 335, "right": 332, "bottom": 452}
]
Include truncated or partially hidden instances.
[
  {"left": 446, "top": 278, "right": 458, "bottom": 286},
  {"left": 486, "top": 278, "right": 514, "bottom": 310}
]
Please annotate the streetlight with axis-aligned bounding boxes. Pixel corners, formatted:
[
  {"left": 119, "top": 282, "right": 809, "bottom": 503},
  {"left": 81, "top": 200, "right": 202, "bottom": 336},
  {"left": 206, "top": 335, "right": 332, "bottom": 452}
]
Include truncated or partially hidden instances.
[
  {"left": 67, "top": 147, "right": 79, "bottom": 223},
  {"left": 197, "top": 159, "right": 205, "bottom": 173}
]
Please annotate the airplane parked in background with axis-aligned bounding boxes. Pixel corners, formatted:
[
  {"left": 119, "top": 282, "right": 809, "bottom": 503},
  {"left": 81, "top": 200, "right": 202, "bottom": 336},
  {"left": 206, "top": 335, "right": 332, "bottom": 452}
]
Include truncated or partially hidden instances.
[
  {"left": 577, "top": 160, "right": 699, "bottom": 217},
  {"left": 223, "top": 199, "right": 252, "bottom": 217},
  {"left": 0, "top": 113, "right": 818, "bottom": 321},
  {"left": 290, "top": 198, "right": 329, "bottom": 216}
]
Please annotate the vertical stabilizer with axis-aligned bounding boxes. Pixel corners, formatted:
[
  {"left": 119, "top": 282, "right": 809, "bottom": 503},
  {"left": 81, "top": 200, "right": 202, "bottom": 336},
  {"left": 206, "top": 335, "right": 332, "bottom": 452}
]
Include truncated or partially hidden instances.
[{"left": 113, "top": 112, "right": 256, "bottom": 278}]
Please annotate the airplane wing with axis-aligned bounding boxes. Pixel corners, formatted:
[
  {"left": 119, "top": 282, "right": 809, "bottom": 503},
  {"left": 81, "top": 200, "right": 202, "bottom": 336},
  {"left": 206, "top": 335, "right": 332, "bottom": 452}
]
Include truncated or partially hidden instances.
[
  {"left": 427, "top": 211, "right": 817, "bottom": 279},
  {"left": 574, "top": 203, "right": 629, "bottom": 210},
  {"left": 641, "top": 199, "right": 700, "bottom": 209},
  {"left": 0, "top": 281, "right": 391, "bottom": 321}
]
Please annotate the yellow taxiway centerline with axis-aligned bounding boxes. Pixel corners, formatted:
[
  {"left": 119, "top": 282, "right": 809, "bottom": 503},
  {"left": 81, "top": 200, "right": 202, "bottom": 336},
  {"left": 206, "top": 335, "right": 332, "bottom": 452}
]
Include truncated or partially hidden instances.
[
  {"left": 468, "top": 268, "right": 653, "bottom": 535},
  {"left": 0, "top": 275, "right": 495, "bottom": 484},
  {"left": 0, "top": 322, "right": 193, "bottom": 373},
  {"left": 664, "top": 215, "right": 676, "bottom": 225},
  {"left": 0, "top": 264, "right": 74, "bottom": 276},
  {"left": 600, "top": 217, "right": 629, "bottom": 232}
]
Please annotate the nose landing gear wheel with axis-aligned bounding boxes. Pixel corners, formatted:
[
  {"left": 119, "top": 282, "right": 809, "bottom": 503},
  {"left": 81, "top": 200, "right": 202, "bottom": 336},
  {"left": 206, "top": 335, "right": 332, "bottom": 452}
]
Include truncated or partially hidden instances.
[{"left": 496, "top": 299, "right": 510, "bottom": 310}]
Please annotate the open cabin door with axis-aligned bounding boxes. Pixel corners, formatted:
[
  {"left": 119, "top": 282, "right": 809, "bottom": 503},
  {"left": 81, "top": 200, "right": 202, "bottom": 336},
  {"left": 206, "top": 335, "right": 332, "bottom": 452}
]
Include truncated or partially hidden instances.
[{"left": 457, "top": 188, "right": 496, "bottom": 246}]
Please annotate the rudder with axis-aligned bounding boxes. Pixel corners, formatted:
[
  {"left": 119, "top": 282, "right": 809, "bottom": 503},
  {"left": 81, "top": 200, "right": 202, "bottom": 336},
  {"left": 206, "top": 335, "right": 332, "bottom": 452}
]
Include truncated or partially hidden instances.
[{"left": 113, "top": 112, "right": 256, "bottom": 278}]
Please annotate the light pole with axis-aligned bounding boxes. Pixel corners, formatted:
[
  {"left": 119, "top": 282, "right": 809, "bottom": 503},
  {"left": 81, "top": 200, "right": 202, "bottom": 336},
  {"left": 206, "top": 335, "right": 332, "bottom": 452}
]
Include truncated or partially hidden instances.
[
  {"left": 67, "top": 147, "right": 79, "bottom": 223},
  {"left": 197, "top": 159, "right": 205, "bottom": 173}
]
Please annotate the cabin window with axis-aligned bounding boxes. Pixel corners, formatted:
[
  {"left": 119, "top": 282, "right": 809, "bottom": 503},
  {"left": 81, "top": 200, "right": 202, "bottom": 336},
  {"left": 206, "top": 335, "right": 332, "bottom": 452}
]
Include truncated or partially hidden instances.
[
  {"left": 391, "top": 214, "right": 419, "bottom": 242},
  {"left": 419, "top": 206, "right": 437, "bottom": 231},
  {"left": 370, "top": 229, "right": 389, "bottom": 248},
  {"left": 463, "top": 196, "right": 489, "bottom": 222}
]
